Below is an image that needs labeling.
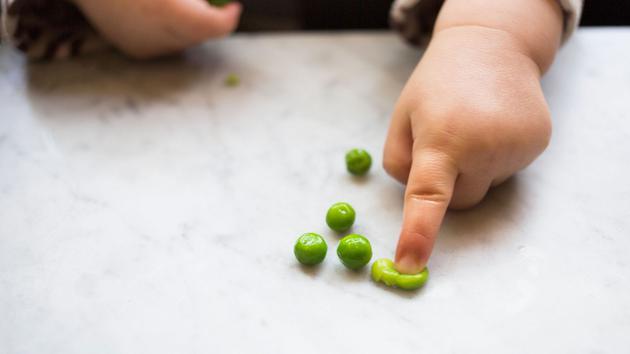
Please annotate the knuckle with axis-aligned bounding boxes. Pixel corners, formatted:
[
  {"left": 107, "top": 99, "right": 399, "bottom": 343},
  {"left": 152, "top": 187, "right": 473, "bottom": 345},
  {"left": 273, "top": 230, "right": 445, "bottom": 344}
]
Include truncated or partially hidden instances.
[
  {"left": 383, "top": 156, "right": 410, "bottom": 183},
  {"left": 402, "top": 231, "right": 434, "bottom": 243},
  {"left": 406, "top": 188, "right": 451, "bottom": 205},
  {"left": 410, "top": 106, "right": 465, "bottom": 152},
  {"left": 382, "top": 157, "right": 396, "bottom": 174}
]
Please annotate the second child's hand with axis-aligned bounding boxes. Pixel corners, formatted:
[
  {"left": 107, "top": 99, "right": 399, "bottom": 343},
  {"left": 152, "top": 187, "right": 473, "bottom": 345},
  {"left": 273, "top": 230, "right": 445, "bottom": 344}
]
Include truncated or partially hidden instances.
[{"left": 72, "top": 0, "right": 242, "bottom": 58}]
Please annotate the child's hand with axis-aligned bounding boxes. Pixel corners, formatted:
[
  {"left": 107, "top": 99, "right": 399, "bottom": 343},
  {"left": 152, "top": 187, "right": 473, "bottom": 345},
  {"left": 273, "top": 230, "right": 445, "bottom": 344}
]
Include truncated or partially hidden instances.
[
  {"left": 73, "top": 0, "right": 242, "bottom": 58},
  {"left": 383, "top": 26, "right": 554, "bottom": 274}
]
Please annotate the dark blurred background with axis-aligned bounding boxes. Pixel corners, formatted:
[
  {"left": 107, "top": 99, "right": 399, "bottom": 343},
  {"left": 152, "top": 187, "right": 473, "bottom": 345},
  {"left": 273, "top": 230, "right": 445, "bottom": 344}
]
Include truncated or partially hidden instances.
[{"left": 237, "top": 0, "right": 630, "bottom": 31}]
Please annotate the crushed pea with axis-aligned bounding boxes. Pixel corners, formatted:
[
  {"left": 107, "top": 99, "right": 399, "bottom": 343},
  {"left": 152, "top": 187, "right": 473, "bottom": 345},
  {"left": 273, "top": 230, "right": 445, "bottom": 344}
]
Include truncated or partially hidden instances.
[{"left": 371, "top": 258, "right": 429, "bottom": 290}]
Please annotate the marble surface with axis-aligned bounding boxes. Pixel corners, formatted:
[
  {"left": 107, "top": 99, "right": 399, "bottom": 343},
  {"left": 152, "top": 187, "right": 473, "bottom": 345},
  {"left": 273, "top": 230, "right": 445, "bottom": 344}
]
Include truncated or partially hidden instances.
[{"left": 1, "top": 29, "right": 630, "bottom": 354}]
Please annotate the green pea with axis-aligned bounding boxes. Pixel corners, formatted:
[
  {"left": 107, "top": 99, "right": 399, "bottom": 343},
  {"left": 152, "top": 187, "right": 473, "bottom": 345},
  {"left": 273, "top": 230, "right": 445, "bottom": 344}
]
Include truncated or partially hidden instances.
[
  {"left": 294, "top": 233, "right": 327, "bottom": 266},
  {"left": 208, "top": 0, "right": 232, "bottom": 7},
  {"left": 336, "top": 234, "right": 372, "bottom": 270},
  {"left": 326, "top": 202, "right": 356, "bottom": 232},
  {"left": 345, "top": 148, "right": 372, "bottom": 176},
  {"left": 224, "top": 73, "right": 240, "bottom": 87},
  {"left": 371, "top": 258, "right": 429, "bottom": 290}
]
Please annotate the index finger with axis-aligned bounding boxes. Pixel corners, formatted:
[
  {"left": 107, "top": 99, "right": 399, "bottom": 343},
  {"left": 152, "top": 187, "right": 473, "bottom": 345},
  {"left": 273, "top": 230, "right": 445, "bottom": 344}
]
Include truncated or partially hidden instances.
[{"left": 394, "top": 149, "right": 458, "bottom": 274}]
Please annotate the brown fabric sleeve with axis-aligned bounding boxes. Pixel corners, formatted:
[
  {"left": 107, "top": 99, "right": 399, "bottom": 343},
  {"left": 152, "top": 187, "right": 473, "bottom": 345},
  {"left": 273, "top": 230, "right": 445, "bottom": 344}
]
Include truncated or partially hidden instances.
[
  {"left": 389, "top": 0, "right": 444, "bottom": 46},
  {"left": 1, "top": 0, "right": 108, "bottom": 60},
  {"left": 389, "top": 0, "right": 584, "bottom": 47}
]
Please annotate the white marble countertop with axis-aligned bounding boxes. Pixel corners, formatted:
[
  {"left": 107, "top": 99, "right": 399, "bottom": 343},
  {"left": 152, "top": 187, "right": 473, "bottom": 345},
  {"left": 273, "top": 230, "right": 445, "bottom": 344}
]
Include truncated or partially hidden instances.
[{"left": 1, "top": 28, "right": 630, "bottom": 354}]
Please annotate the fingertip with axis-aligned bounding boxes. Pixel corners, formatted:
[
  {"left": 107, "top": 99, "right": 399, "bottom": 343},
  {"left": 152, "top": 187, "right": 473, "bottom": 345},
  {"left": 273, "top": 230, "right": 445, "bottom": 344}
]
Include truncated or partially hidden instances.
[
  {"left": 222, "top": 2, "right": 243, "bottom": 17},
  {"left": 211, "top": 2, "right": 242, "bottom": 34},
  {"left": 395, "top": 231, "right": 430, "bottom": 274},
  {"left": 395, "top": 255, "right": 426, "bottom": 275},
  {"left": 392, "top": 151, "right": 457, "bottom": 275},
  {"left": 190, "top": 1, "right": 242, "bottom": 37}
]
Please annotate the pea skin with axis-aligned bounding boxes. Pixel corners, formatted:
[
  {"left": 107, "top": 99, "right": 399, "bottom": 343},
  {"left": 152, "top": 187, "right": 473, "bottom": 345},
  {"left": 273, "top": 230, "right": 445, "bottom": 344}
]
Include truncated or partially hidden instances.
[
  {"left": 294, "top": 233, "right": 327, "bottom": 266},
  {"left": 337, "top": 234, "right": 372, "bottom": 270},
  {"left": 345, "top": 148, "right": 372, "bottom": 176},
  {"left": 326, "top": 202, "right": 356, "bottom": 232}
]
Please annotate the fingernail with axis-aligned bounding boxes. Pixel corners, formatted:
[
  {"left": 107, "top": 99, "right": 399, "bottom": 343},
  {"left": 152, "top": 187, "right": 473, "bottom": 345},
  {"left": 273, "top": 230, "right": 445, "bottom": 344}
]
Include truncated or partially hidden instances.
[{"left": 395, "top": 255, "right": 424, "bottom": 274}]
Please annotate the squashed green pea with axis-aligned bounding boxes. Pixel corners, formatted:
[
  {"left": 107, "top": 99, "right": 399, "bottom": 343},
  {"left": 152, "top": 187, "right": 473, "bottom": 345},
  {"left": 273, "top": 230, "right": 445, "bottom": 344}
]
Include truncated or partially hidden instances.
[
  {"left": 345, "top": 148, "right": 372, "bottom": 176},
  {"left": 370, "top": 258, "right": 400, "bottom": 287},
  {"left": 371, "top": 258, "right": 429, "bottom": 290},
  {"left": 208, "top": 0, "right": 232, "bottom": 7}
]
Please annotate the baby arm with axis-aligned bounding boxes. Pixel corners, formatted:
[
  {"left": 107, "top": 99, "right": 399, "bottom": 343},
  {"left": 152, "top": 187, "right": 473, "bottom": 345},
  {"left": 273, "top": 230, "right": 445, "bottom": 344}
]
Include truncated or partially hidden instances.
[
  {"left": 2, "top": 0, "right": 241, "bottom": 59},
  {"left": 72, "top": 0, "right": 241, "bottom": 58},
  {"left": 384, "top": 0, "right": 564, "bottom": 273}
]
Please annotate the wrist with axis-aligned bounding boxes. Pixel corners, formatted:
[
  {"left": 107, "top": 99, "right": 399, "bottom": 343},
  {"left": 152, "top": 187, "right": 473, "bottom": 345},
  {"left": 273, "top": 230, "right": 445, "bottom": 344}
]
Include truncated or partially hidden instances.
[
  {"left": 434, "top": 0, "right": 563, "bottom": 73},
  {"left": 429, "top": 26, "right": 543, "bottom": 79}
]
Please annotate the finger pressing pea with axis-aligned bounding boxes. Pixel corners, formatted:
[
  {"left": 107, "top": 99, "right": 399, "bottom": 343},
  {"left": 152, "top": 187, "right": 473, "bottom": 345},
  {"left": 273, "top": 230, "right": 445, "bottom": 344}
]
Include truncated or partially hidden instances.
[{"left": 371, "top": 258, "right": 429, "bottom": 290}]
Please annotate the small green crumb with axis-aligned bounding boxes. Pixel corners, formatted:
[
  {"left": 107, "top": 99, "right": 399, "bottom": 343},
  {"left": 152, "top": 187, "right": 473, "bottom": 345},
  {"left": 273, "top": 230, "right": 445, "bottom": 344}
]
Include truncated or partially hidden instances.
[
  {"left": 208, "top": 0, "right": 232, "bottom": 7},
  {"left": 224, "top": 73, "right": 240, "bottom": 87}
]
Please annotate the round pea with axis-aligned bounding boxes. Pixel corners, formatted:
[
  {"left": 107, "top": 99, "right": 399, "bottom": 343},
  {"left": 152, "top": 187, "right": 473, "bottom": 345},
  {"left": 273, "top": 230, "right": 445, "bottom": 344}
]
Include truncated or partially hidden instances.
[
  {"left": 371, "top": 258, "right": 429, "bottom": 290},
  {"left": 294, "top": 233, "right": 327, "bottom": 266},
  {"left": 326, "top": 202, "right": 356, "bottom": 232},
  {"left": 345, "top": 148, "right": 372, "bottom": 176},
  {"left": 337, "top": 234, "right": 372, "bottom": 270}
]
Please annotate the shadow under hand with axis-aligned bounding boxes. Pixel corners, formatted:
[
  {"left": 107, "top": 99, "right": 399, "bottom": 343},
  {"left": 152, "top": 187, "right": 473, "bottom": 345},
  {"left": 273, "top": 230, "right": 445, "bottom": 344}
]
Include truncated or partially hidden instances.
[
  {"left": 24, "top": 46, "right": 227, "bottom": 122},
  {"left": 438, "top": 177, "right": 525, "bottom": 260}
]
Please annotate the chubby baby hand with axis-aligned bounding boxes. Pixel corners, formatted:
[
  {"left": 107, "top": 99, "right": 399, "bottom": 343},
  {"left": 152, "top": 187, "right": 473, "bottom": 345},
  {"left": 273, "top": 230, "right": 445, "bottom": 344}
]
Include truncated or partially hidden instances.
[
  {"left": 72, "top": 0, "right": 241, "bottom": 58},
  {"left": 384, "top": 26, "right": 552, "bottom": 274}
]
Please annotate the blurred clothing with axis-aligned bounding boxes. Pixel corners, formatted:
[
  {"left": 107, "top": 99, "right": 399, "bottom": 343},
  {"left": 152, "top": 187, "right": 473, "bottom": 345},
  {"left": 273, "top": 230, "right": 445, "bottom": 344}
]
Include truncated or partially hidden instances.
[
  {"left": 0, "top": 0, "right": 589, "bottom": 60},
  {"left": 390, "top": 0, "right": 583, "bottom": 46}
]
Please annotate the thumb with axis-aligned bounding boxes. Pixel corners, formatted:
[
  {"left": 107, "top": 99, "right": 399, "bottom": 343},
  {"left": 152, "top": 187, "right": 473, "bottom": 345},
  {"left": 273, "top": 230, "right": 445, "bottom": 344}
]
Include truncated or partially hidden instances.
[{"left": 395, "top": 149, "right": 458, "bottom": 274}]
